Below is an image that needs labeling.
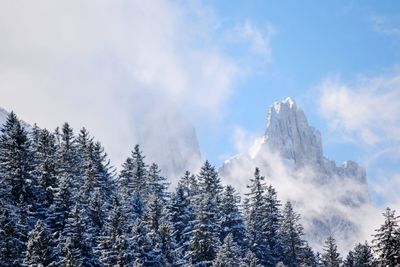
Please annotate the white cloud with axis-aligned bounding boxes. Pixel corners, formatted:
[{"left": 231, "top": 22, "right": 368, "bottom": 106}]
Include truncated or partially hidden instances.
[
  {"left": 317, "top": 72, "right": 400, "bottom": 146},
  {"left": 371, "top": 15, "right": 400, "bottom": 37},
  {"left": 0, "top": 0, "right": 242, "bottom": 174},
  {"left": 227, "top": 19, "right": 274, "bottom": 58}
]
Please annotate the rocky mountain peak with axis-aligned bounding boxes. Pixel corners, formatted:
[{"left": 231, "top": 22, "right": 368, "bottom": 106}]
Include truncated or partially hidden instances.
[{"left": 265, "top": 98, "right": 323, "bottom": 167}]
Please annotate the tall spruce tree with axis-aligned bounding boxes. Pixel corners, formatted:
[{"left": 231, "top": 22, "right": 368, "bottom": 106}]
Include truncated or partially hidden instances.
[
  {"left": 0, "top": 112, "right": 34, "bottom": 210},
  {"left": 220, "top": 185, "right": 246, "bottom": 249},
  {"left": 188, "top": 161, "right": 223, "bottom": 265},
  {"left": 24, "top": 220, "right": 55, "bottom": 266},
  {"left": 321, "top": 236, "right": 342, "bottom": 267},
  {"left": 213, "top": 234, "right": 242, "bottom": 267},
  {"left": 372, "top": 207, "right": 400, "bottom": 267},
  {"left": 31, "top": 128, "right": 58, "bottom": 218},
  {"left": 245, "top": 167, "right": 271, "bottom": 265},
  {"left": 97, "top": 198, "right": 128, "bottom": 266},
  {"left": 344, "top": 242, "right": 376, "bottom": 267},
  {"left": 278, "top": 201, "right": 306, "bottom": 267}
]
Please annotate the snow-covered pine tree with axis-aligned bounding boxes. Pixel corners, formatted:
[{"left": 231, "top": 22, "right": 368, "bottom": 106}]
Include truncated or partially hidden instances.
[
  {"left": 31, "top": 128, "right": 58, "bottom": 219},
  {"left": 220, "top": 185, "right": 246, "bottom": 250},
  {"left": 300, "top": 243, "right": 318, "bottom": 267},
  {"left": 264, "top": 184, "right": 282, "bottom": 264},
  {"left": 61, "top": 203, "right": 98, "bottom": 266},
  {"left": 188, "top": 161, "right": 223, "bottom": 266},
  {"left": 344, "top": 242, "right": 376, "bottom": 267},
  {"left": 97, "top": 198, "right": 128, "bottom": 266},
  {"left": 244, "top": 167, "right": 271, "bottom": 265},
  {"left": 278, "top": 201, "right": 306, "bottom": 267},
  {"left": 55, "top": 123, "right": 80, "bottom": 201},
  {"left": 156, "top": 219, "right": 181, "bottom": 266},
  {"left": 24, "top": 220, "right": 55, "bottom": 266},
  {"left": 144, "top": 193, "right": 165, "bottom": 232},
  {"left": 46, "top": 168, "right": 73, "bottom": 239},
  {"left": 178, "top": 170, "right": 199, "bottom": 199},
  {"left": 372, "top": 207, "right": 400, "bottom": 267},
  {"left": 213, "top": 234, "right": 242, "bottom": 267},
  {"left": 147, "top": 163, "right": 170, "bottom": 201},
  {"left": 0, "top": 201, "right": 26, "bottom": 266},
  {"left": 0, "top": 112, "right": 34, "bottom": 211},
  {"left": 321, "top": 236, "right": 342, "bottom": 267},
  {"left": 118, "top": 144, "right": 148, "bottom": 198},
  {"left": 130, "top": 217, "right": 153, "bottom": 266},
  {"left": 239, "top": 250, "right": 261, "bottom": 267},
  {"left": 167, "top": 177, "right": 196, "bottom": 260}
]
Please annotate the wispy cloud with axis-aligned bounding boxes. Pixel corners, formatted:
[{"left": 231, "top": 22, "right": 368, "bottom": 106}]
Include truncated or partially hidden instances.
[
  {"left": 0, "top": 0, "right": 244, "bottom": 174},
  {"left": 317, "top": 71, "right": 400, "bottom": 146},
  {"left": 226, "top": 19, "right": 275, "bottom": 59},
  {"left": 370, "top": 15, "right": 400, "bottom": 37}
]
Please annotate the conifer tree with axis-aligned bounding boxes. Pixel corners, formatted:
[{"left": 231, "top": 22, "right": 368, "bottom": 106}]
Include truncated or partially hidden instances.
[
  {"left": 188, "top": 161, "right": 223, "bottom": 265},
  {"left": 61, "top": 204, "right": 97, "bottom": 266},
  {"left": 0, "top": 202, "right": 26, "bottom": 266},
  {"left": 97, "top": 198, "right": 127, "bottom": 266},
  {"left": 147, "top": 163, "right": 170, "bottom": 201},
  {"left": 321, "top": 236, "right": 342, "bottom": 267},
  {"left": 130, "top": 218, "right": 153, "bottom": 266},
  {"left": 220, "top": 185, "right": 246, "bottom": 249},
  {"left": 239, "top": 250, "right": 261, "bottom": 267},
  {"left": 24, "top": 220, "right": 55, "bottom": 266},
  {"left": 119, "top": 144, "right": 148, "bottom": 198},
  {"left": 344, "top": 242, "right": 376, "bottom": 267},
  {"left": 168, "top": 179, "right": 196, "bottom": 258},
  {"left": 245, "top": 167, "right": 271, "bottom": 265},
  {"left": 0, "top": 112, "right": 34, "bottom": 208},
  {"left": 31, "top": 128, "right": 58, "bottom": 217},
  {"left": 213, "top": 234, "right": 242, "bottom": 267},
  {"left": 264, "top": 184, "right": 282, "bottom": 264},
  {"left": 372, "top": 207, "right": 400, "bottom": 267},
  {"left": 278, "top": 201, "right": 306, "bottom": 267}
]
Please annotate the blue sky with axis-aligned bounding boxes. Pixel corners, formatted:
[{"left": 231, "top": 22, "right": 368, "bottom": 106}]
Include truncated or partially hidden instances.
[
  {"left": 0, "top": 0, "right": 399, "bottom": 206},
  {"left": 195, "top": 1, "right": 400, "bottom": 185}
]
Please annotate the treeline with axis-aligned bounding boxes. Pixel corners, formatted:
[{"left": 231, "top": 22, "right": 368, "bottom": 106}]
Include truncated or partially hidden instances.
[{"left": 0, "top": 112, "right": 399, "bottom": 267}]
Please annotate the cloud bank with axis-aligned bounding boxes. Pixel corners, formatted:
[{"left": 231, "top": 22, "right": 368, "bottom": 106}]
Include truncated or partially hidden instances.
[{"left": 0, "top": 0, "right": 276, "bottom": 175}]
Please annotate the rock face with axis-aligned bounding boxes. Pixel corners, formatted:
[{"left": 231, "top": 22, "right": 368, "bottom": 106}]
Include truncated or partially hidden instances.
[
  {"left": 220, "top": 97, "right": 370, "bottom": 252},
  {"left": 264, "top": 97, "right": 366, "bottom": 184}
]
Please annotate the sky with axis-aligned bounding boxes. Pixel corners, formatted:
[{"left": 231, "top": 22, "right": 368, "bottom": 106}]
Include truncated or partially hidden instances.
[{"left": 0, "top": 1, "right": 399, "bottom": 208}]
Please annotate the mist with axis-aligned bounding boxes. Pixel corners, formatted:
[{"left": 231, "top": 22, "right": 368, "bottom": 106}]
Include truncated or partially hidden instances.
[{"left": 0, "top": 0, "right": 238, "bottom": 176}]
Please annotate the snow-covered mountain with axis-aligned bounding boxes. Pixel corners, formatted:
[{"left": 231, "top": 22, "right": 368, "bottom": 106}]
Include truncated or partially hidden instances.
[{"left": 220, "top": 97, "right": 370, "bottom": 252}]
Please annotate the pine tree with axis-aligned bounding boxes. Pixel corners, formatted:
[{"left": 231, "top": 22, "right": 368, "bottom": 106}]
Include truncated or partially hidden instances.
[
  {"left": 0, "top": 112, "right": 34, "bottom": 209},
  {"left": 24, "top": 220, "right": 55, "bottom": 266},
  {"left": 372, "top": 207, "right": 400, "bottom": 267},
  {"left": 220, "top": 185, "right": 246, "bottom": 249},
  {"left": 97, "top": 198, "right": 128, "bottom": 266},
  {"left": 245, "top": 167, "right": 270, "bottom": 265},
  {"left": 118, "top": 144, "right": 148, "bottom": 198},
  {"left": 167, "top": 178, "right": 196, "bottom": 259},
  {"left": 130, "top": 218, "right": 153, "bottom": 266},
  {"left": 61, "top": 204, "right": 98, "bottom": 266},
  {"left": 321, "top": 236, "right": 342, "bottom": 267},
  {"left": 264, "top": 184, "right": 282, "bottom": 264},
  {"left": 213, "top": 234, "right": 242, "bottom": 267},
  {"left": 188, "top": 161, "right": 223, "bottom": 265},
  {"left": 278, "top": 201, "right": 306, "bottom": 267},
  {"left": 55, "top": 123, "right": 79, "bottom": 202},
  {"left": 0, "top": 202, "right": 26, "bottom": 266},
  {"left": 147, "top": 163, "right": 170, "bottom": 201},
  {"left": 239, "top": 250, "right": 261, "bottom": 267},
  {"left": 344, "top": 242, "right": 376, "bottom": 267},
  {"left": 31, "top": 128, "right": 58, "bottom": 218}
]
